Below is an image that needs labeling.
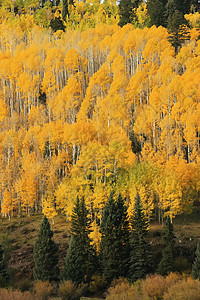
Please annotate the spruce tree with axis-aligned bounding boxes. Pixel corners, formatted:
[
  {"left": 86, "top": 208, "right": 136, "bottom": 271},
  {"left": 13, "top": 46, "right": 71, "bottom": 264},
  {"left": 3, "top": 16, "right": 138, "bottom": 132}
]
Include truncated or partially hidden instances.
[
  {"left": 192, "top": 243, "right": 200, "bottom": 280},
  {"left": 62, "top": 0, "right": 69, "bottom": 22},
  {"left": 62, "top": 197, "right": 97, "bottom": 284},
  {"left": 118, "top": 0, "right": 140, "bottom": 27},
  {"left": 157, "top": 216, "right": 175, "bottom": 275},
  {"left": 115, "top": 194, "right": 130, "bottom": 277},
  {"left": 0, "top": 245, "right": 8, "bottom": 287},
  {"left": 100, "top": 193, "right": 130, "bottom": 282},
  {"left": 50, "top": 17, "right": 65, "bottom": 32},
  {"left": 167, "top": 10, "right": 189, "bottom": 53},
  {"left": 129, "top": 194, "right": 152, "bottom": 282},
  {"left": 33, "top": 216, "right": 59, "bottom": 282},
  {"left": 62, "top": 235, "right": 85, "bottom": 284},
  {"left": 147, "top": 0, "right": 167, "bottom": 27}
]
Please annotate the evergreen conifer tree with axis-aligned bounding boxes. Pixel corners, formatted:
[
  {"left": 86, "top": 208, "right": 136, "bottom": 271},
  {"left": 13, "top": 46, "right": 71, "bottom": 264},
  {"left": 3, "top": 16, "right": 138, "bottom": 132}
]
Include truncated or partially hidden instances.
[
  {"left": 192, "top": 243, "right": 200, "bottom": 280},
  {"left": 50, "top": 17, "right": 65, "bottom": 32},
  {"left": 147, "top": 0, "right": 167, "bottom": 27},
  {"left": 33, "top": 216, "right": 59, "bottom": 282},
  {"left": 167, "top": 10, "right": 189, "bottom": 52},
  {"left": 62, "top": 0, "right": 69, "bottom": 22},
  {"left": 100, "top": 193, "right": 130, "bottom": 282},
  {"left": 129, "top": 194, "right": 152, "bottom": 282},
  {"left": 157, "top": 216, "right": 175, "bottom": 275},
  {"left": 0, "top": 245, "right": 8, "bottom": 287},
  {"left": 62, "top": 197, "right": 97, "bottom": 284},
  {"left": 62, "top": 235, "right": 85, "bottom": 284},
  {"left": 119, "top": 0, "right": 140, "bottom": 27}
]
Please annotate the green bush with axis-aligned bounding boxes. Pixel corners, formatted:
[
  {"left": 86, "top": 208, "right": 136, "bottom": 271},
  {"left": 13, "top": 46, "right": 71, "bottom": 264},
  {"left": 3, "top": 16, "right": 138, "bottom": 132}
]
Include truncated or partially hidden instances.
[
  {"left": 174, "top": 256, "right": 190, "bottom": 273},
  {"left": 0, "top": 275, "right": 8, "bottom": 288},
  {"left": 89, "top": 274, "right": 107, "bottom": 295},
  {"left": 15, "top": 278, "right": 33, "bottom": 292}
]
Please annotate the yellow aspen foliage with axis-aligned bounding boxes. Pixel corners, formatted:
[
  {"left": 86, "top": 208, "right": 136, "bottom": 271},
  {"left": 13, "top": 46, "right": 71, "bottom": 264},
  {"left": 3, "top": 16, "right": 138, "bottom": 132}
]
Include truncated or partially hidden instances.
[
  {"left": 90, "top": 220, "right": 101, "bottom": 252},
  {"left": 55, "top": 178, "right": 77, "bottom": 220},
  {"left": 1, "top": 188, "right": 12, "bottom": 219},
  {"left": 64, "top": 48, "right": 79, "bottom": 74},
  {"left": 162, "top": 173, "right": 182, "bottom": 221},
  {"left": 92, "top": 182, "right": 108, "bottom": 218},
  {"left": 0, "top": 99, "right": 8, "bottom": 122},
  {"left": 52, "top": 75, "right": 82, "bottom": 123},
  {"left": 185, "top": 12, "right": 200, "bottom": 28},
  {"left": 1, "top": 18, "right": 200, "bottom": 220},
  {"left": 19, "top": 14, "right": 35, "bottom": 32},
  {"left": 135, "top": 3, "right": 150, "bottom": 28},
  {"left": 128, "top": 162, "right": 155, "bottom": 218},
  {"left": 42, "top": 192, "right": 57, "bottom": 224},
  {"left": 16, "top": 173, "right": 36, "bottom": 216}
]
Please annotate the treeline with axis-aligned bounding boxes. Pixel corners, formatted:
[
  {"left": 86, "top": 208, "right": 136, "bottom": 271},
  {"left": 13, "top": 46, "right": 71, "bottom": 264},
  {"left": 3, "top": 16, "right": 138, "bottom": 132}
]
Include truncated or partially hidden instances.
[
  {"left": 1, "top": 17, "right": 200, "bottom": 224},
  {"left": 32, "top": 195, "right": 200, "bottom": 284},
  {"left": 1, "top": 0, "right": 200, "bottom": 33},
  {"left": 0, "top": 0, "right": 119, "bottom": 31},
  {"left": 2, "top": 195, "right": 200, "bottom": 299}
]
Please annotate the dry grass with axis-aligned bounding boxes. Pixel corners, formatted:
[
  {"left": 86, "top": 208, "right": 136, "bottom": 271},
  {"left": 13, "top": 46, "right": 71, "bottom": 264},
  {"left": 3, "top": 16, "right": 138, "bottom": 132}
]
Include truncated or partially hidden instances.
[
  {"left": 0, "top": 289, "right": 37, "bottom": 300},
  {"left": 0, "top": 214, "right": 70, "bottom": 284}
]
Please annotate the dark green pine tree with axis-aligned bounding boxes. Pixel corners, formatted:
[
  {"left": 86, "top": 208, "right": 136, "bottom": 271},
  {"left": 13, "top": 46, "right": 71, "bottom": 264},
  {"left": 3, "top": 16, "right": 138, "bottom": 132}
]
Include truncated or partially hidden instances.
[
  {"left": 147, "top": 0, "right": 168, "bottom": 27},
  {"left": 130, "top": 131, "right": 141, "bottom": 155},
  {"left": 62, "top": 197, "right": 97, "bottom": 284},
  {"left": 50, "top": 17, "right": 65, "bottom": 32},
  {"left": 33, "top": 216, "right": 59, "bottom": 282},
  {"left": 62, "top": 0, "right": 69, "bottom": 22},
  {"left": 62, "top": 235, "right": 85, "bottom": 284},
  {"left": 100, "top": 193, "right": 130, "bottom": 282},
  {"left": 166, "top": 0, "right": 191, "bottom": 14},
  {"left": 118, "top": 0, "right": 140, "bottom": 27},
  {"left": 157, "top": 216, "right": 175, "bottom": 275},
  {"left": 167, "top": 10, "right": 189, "bottom": 53},
  {"left": 192, "top": 243, "right": 200, "bottom": 280},
  {"left": 129, "top": 194, "right": 152, "bottom": 282},
  {"left": 165, "top": 0, "right": 190, "bottom": 52},
  {"left": 115, "top": 194, "right": 130, "bottom": 277},
  {"left": 0, "top": 245, "right": 8, "bottom": 287}
]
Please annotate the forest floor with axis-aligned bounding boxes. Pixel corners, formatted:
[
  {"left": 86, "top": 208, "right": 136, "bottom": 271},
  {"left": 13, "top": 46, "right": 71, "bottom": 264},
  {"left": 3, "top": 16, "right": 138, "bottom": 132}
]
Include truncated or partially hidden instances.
[
  {"left": 0, "top": 214, "right": 69, "bottom": 290},
  {"left": 0, "top": 209, "right": 200, "bottom": 291}
]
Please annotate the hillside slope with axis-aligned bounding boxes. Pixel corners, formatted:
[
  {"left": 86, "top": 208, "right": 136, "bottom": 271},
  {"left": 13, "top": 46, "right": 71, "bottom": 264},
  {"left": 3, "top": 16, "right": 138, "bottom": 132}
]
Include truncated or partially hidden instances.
[{"left": 1, "top": 211, "right": 200, "bottom": 290}]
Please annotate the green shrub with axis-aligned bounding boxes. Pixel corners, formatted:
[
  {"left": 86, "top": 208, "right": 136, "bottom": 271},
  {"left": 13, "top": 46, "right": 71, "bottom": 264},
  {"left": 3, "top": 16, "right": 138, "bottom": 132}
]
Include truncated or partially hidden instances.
[
  {"left": 15, "top": 278, "right": 33, "bottom": 292},
  {"left": 89, "top": 274, "right": 107, "bottom": 295},
  {"left": 174, "top": 256, "right": 190, "bottom": 273},
  {"left": 0, "top": 275, "right": 8, "bottom": 288}
]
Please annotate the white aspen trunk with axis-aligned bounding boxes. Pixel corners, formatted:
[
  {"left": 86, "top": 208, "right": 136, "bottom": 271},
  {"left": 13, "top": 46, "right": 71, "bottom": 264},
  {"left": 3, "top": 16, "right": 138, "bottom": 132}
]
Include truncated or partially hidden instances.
[{"left": 72, "top": 143, "right": 76, "bottom": 165}]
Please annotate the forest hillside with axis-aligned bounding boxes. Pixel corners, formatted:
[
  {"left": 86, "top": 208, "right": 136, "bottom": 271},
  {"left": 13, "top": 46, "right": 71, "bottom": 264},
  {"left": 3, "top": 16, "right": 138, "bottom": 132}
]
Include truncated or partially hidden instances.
[
  {"left": 1, "top": 0, "right": 200, "bottom": 298},
  {"left": 1, "top": 2, "right": 200, "bottom": 228}
]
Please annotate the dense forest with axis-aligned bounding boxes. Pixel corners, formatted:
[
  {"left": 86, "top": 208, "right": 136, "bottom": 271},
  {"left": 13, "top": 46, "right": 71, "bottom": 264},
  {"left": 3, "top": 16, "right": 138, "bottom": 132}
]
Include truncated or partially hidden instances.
[
  {"left": 2, "top": 0, "right": 200, "bottom": 298},
  {"left": 1, "top": 0, "right": 200, "bottom": 230}
]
